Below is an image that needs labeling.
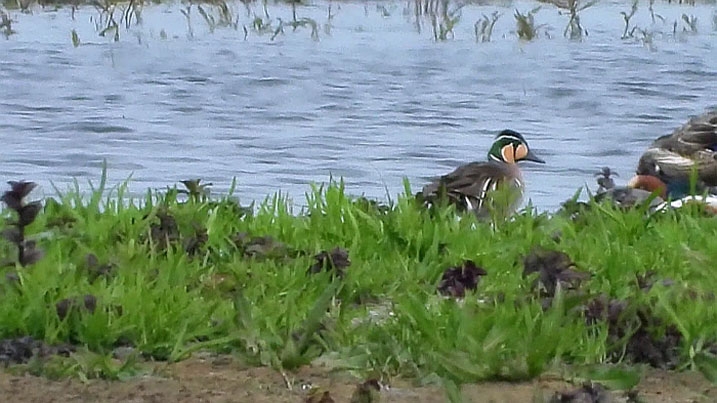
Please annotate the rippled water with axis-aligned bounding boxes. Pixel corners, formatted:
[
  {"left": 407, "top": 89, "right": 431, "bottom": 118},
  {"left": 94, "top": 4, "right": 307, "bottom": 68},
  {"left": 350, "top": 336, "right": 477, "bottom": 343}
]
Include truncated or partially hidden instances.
[{"left": 1, "top": 0, "right": 716, "bottom": 212}]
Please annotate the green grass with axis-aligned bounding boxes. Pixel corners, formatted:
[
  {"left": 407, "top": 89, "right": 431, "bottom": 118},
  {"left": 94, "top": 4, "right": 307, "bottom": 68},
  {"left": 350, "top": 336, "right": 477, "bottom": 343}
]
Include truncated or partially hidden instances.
[{"left": 2, "top": 169, "right": 717, "bottom": 391}]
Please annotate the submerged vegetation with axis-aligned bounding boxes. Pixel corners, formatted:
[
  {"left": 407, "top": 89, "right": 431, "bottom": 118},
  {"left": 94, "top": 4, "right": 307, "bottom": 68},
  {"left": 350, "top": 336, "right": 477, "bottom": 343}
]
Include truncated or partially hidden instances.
[
  {"left": 539, "top": 0, "right": 597, "bottom": 40},
  {"left": 0, "top": 0, "right": 715, "bottom": 45},
  {"left": 474, "top": 10, "right": 501, "bottom": 42},
  {"left": 514, "top": 6, "right": 548, "bottom": 40},
  {"left": 2, "top": 170, "right": 717, "bottom": 399}
]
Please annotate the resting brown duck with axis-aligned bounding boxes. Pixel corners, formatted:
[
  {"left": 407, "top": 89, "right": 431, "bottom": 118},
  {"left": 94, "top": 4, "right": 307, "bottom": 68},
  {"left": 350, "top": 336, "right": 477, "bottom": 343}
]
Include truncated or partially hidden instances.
[{"left": 634, "top": 109, "right": 717, "bottom": 198}]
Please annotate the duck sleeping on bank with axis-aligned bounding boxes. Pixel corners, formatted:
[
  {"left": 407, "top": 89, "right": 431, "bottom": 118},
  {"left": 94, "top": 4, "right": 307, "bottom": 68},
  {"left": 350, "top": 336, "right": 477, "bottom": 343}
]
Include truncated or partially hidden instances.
[
  {"left": 596, "top": 109, "right": 717, "bottom": 213},
  {"left": 634, "top": 108, "right": 717, "bottom": 198}
]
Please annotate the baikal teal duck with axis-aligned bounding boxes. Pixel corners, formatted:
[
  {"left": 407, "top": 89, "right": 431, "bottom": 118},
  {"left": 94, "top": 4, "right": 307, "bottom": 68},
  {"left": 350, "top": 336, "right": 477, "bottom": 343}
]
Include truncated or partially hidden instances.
[{"left": 417, "top": 129, "right": 545, "bottom": 220}]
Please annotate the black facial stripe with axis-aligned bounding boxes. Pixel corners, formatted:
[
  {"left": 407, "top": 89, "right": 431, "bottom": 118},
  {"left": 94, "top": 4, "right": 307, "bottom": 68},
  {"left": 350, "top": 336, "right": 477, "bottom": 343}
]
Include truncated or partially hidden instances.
[{"left": 494, "top": 134, "right": 524, "bottom": 144}]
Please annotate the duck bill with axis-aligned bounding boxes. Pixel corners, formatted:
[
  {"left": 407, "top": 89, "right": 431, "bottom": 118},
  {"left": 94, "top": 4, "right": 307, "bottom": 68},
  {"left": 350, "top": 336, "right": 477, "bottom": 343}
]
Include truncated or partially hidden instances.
[{"left": 525, "top": 149, "right": 545, "bottom": 164}]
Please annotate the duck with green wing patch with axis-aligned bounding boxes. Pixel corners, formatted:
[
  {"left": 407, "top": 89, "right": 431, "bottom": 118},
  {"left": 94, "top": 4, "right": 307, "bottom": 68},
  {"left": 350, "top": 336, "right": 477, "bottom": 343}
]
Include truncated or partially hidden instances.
[{"left": 418, "top": 129, "right": 544, "bottom": 219}]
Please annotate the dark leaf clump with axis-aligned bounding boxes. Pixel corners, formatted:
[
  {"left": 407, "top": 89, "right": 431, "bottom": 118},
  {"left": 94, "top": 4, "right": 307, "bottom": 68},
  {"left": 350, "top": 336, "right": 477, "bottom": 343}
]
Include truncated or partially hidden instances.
[
  {"left": 0, "top": 336, "right": 75, "bottom": 366},
  {"left": 233, "top": 232, "right": 298, "bottom": 259},
  {"left": 594, "top": 167, "right": 618, "bottom": 193},
  {"left": 308, "top": 247, "right": 350, "bottom": 278},
  {"left": 635, "top": 270, "right": 674, "bottom": 291},
  {"left": 85, "top": 253, "right": 115, "bottom": 281},
  {"left": 1, "top": 181, "right": 44, "bottom": 267},
  {"left": 349, "top": 378, "right": 381, "bottom": 403},
  {"left": 523, "top": 249, "right": 591, "bottom": 297},
  {"left": 148, "top": 210, "right": 180, "bottom": 249},
  {"left": 17, "top": 240, "right": 44, "bottom": 266},
  {"left": 305, "top": 388, "right": 335, "bottom": 403},
  {"left": 577, "top": 268, "right": 688, "bottom": 369},
  {"left": 584, "top": 295, "right": 682, "bottom": 368},
  {"left": 353, "top": 196, "right": 391, "bottom": 215},
  {"left": 178, "top": 179, "right": 212, "bottom": 202},
  {"left": 550, "top": 382, "right": 610, "bottom": 403},
  {"left": 146, "top": 209, "right": 213, "bottom": 257},
  {"left": 18, "top": 201, "right": 42, "bottom": 227},
  {"left": 56, "top": 294, "right": 98, "bottom": 320},
  {"left": 583, "top": 295, "right": 628, "bottom": 326},
  {"left": 1, "top": 181, "right": 37, "bottom": 211},
  {"left": 437, "top": 260, "right": 487, "bottom": 298},
  {"left": 183, "top": 223, "right": 209, "bottom": 256}
]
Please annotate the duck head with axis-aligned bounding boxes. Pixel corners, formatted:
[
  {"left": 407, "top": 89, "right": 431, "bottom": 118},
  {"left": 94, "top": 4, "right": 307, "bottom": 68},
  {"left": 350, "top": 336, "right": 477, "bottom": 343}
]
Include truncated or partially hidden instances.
[{"left": 488, "top": 129, "right": 545, "bottom": 164}]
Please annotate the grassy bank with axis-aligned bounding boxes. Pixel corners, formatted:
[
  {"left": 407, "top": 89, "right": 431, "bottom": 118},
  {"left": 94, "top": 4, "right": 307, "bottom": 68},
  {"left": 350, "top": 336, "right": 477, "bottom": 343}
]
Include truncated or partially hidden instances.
[{"left": 1, "top": 170, "right": 717, "bottom": 398}]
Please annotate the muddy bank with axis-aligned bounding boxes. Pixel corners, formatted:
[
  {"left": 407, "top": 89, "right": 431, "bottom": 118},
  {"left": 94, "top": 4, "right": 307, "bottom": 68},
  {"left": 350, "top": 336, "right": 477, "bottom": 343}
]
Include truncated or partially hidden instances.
[{"left": 1, "top": 357, "right": 716, "bottom": 403}]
